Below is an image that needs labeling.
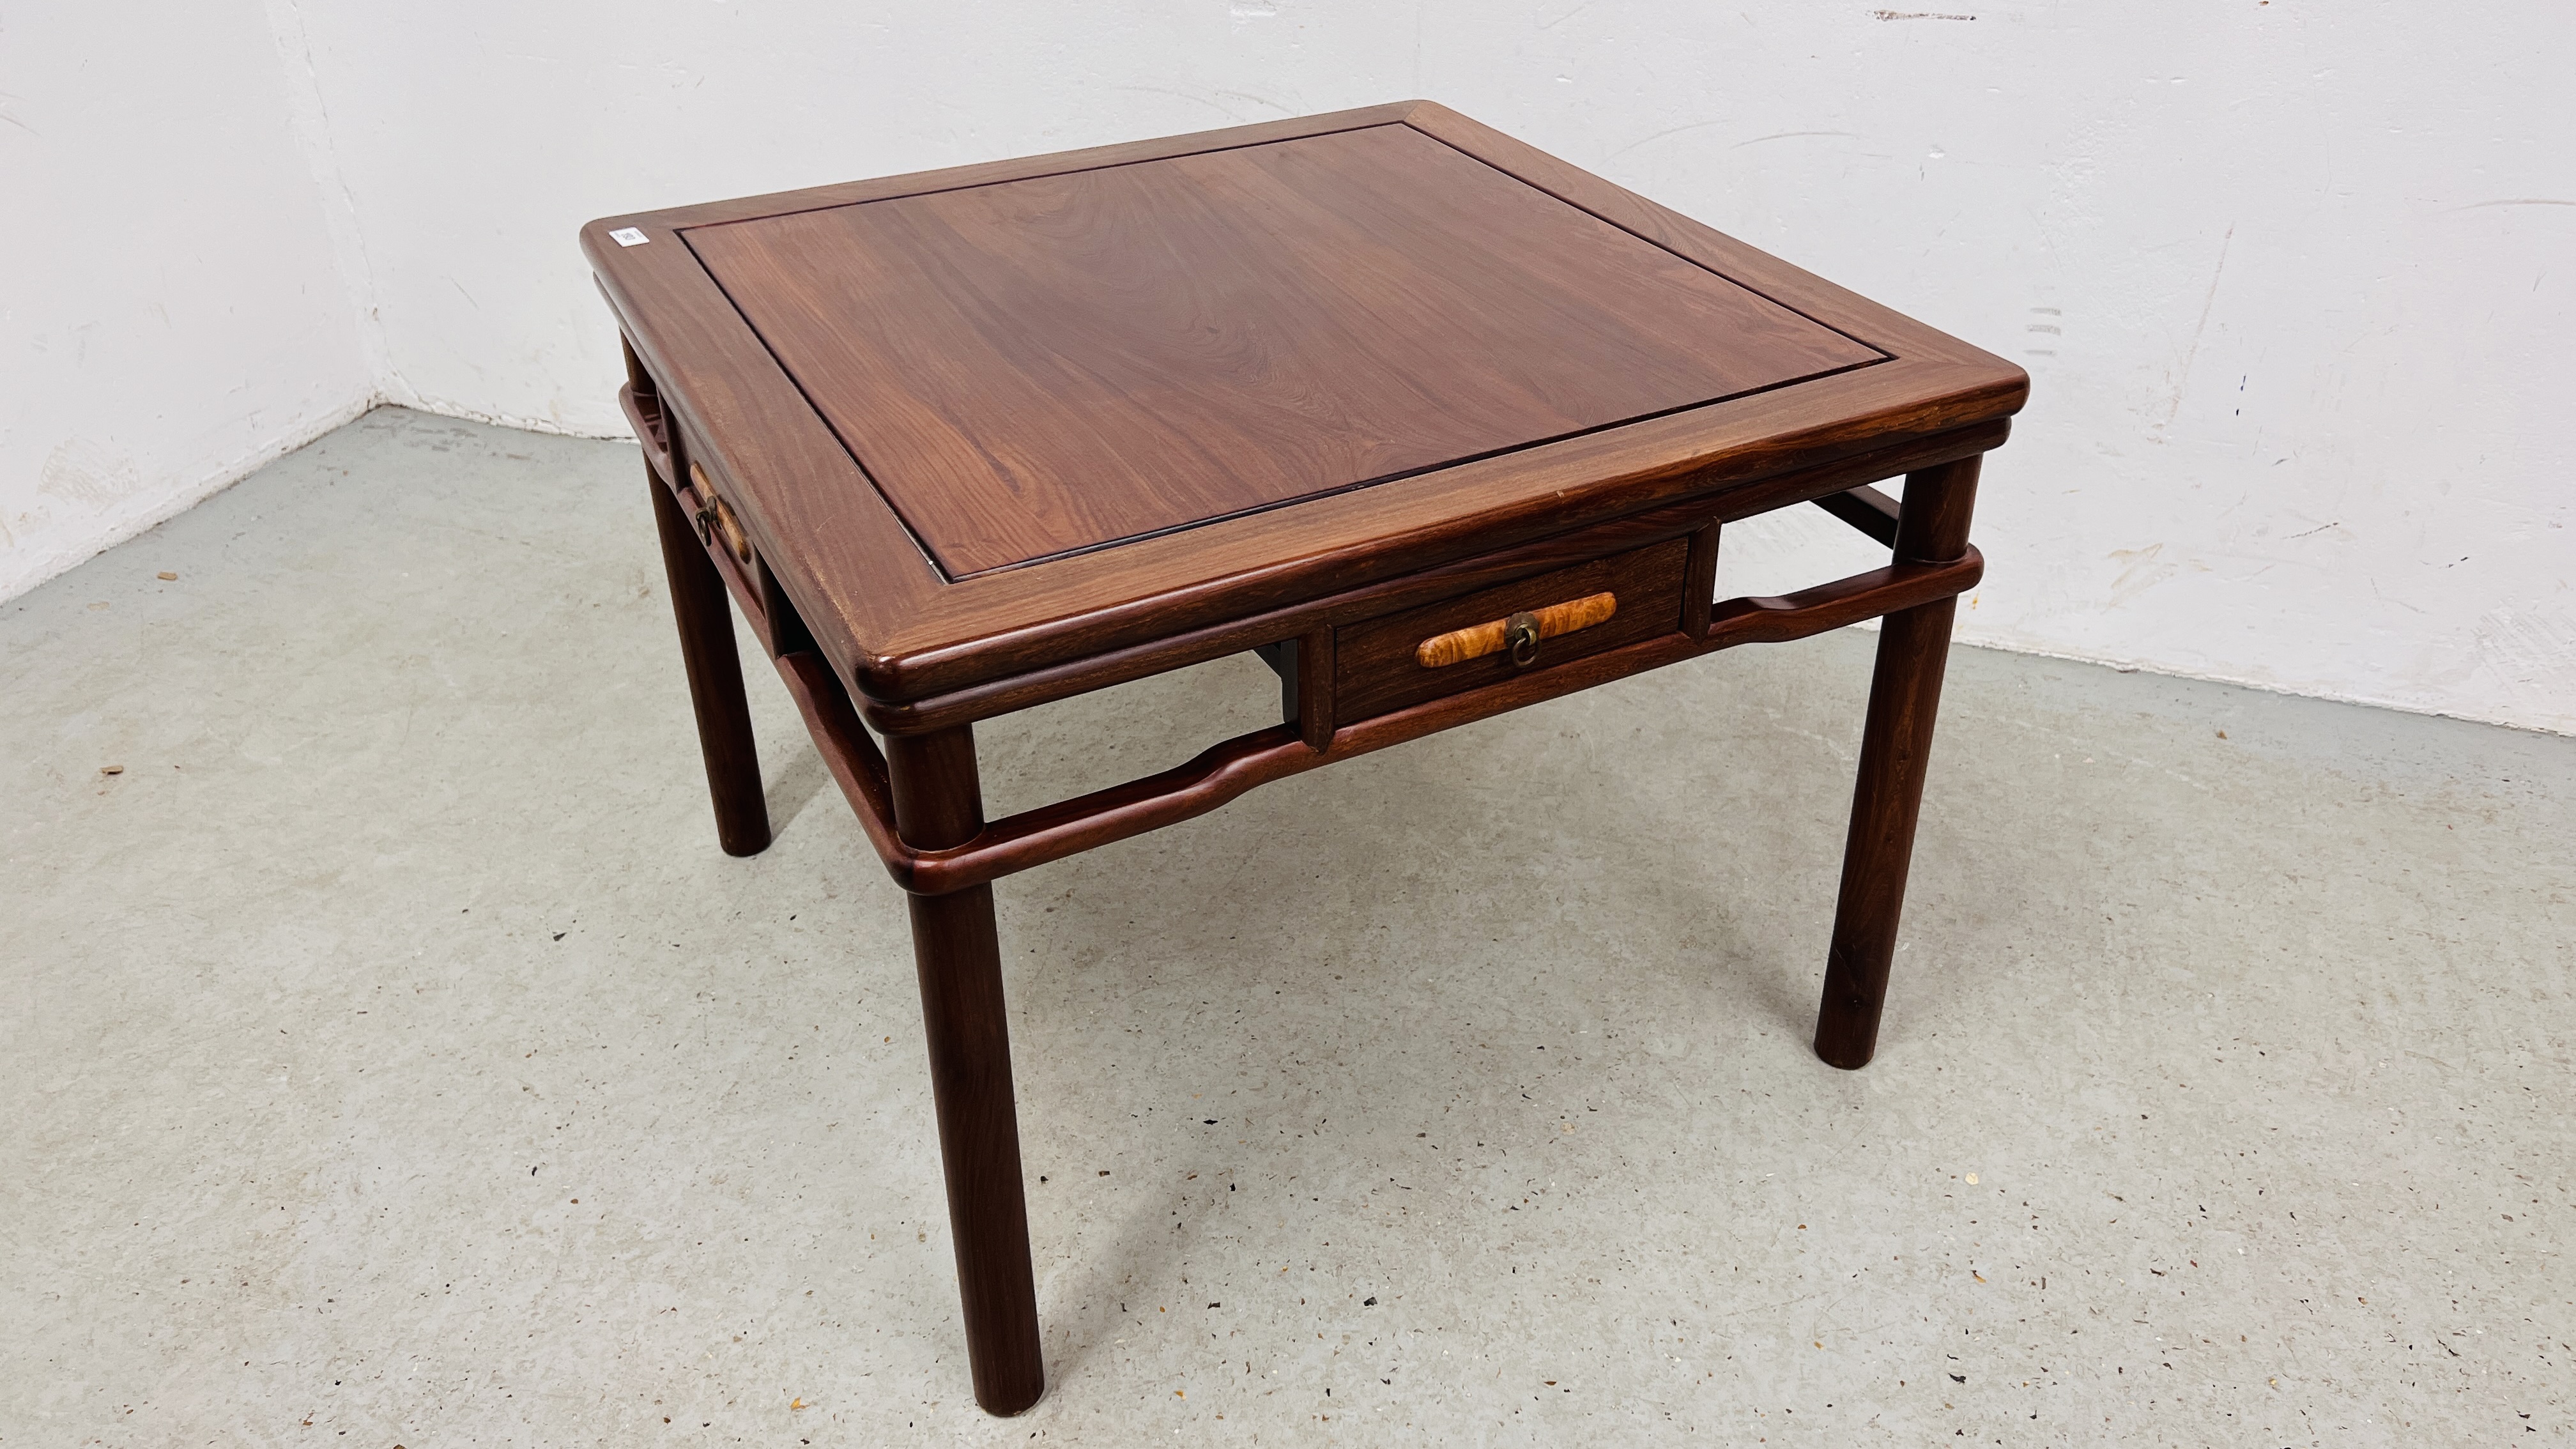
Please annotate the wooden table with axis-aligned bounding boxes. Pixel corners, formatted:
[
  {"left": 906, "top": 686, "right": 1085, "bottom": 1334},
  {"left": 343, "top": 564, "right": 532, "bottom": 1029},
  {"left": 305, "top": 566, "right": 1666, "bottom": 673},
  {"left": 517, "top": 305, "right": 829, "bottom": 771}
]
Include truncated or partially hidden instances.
[{"left": 583, "top": 100, "right": 2023, "bottom": 1415}]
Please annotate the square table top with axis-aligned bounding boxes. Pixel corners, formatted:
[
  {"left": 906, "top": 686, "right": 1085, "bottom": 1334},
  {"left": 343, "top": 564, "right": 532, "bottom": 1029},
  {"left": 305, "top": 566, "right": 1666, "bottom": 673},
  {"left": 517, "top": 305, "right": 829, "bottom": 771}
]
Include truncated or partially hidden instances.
[{"left": 586, "top": 101, "right": 2023, "bottom": 704}]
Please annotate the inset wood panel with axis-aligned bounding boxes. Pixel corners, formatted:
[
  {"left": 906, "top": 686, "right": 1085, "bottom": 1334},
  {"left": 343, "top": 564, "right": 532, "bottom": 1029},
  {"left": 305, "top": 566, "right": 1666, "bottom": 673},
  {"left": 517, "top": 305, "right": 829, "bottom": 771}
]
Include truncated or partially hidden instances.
[{"left": 685, "top": 123, "right": 1879, "bottom": 578}]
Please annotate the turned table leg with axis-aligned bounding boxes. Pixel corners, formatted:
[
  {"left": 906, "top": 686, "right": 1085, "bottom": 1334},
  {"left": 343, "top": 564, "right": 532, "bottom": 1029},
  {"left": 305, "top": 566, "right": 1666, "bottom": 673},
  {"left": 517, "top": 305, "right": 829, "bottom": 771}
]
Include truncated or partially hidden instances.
[
  {"left": 887, "top": 726, "right": 1045, "bottom": 1415},
  {"left": 647, "top": 469, "right": 771, "bottom": 857},
  {"left": 1814, "top": 456, "right": 1981, "bottom": 1071}
]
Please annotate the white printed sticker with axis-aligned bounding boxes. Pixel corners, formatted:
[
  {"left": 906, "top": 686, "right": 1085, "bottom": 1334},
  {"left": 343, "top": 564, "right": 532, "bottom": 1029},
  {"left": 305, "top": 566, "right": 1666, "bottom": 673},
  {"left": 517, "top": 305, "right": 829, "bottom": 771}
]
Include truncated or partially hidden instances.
[{"left": 609, "top": 227, "right": 649, "bottom": 247}]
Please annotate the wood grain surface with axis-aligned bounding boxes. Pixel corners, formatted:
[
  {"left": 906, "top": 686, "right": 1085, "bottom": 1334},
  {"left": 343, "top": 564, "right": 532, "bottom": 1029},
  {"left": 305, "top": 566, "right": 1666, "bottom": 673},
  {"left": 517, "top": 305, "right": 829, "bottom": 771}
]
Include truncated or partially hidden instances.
[
  {"left": 588, "top": 100, "right": 2027, "bottom": 703},
  {"left": 684, "top": 123, "right": 1878, "bottom": 577}
]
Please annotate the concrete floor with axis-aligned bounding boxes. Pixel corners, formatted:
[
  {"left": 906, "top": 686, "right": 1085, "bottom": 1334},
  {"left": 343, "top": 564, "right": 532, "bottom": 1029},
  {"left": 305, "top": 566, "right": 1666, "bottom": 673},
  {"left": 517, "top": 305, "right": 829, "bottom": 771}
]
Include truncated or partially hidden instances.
[{"left": 4, "top": 407, "right": 2570, "bottom": 1447}]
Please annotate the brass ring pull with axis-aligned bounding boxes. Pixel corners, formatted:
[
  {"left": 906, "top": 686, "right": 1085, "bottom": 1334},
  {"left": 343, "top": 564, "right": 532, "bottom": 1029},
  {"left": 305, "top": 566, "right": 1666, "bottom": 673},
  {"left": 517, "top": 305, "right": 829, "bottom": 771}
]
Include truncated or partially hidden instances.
[{"left": 1415, "top": 590, "right": 1618, "bottom": 669}]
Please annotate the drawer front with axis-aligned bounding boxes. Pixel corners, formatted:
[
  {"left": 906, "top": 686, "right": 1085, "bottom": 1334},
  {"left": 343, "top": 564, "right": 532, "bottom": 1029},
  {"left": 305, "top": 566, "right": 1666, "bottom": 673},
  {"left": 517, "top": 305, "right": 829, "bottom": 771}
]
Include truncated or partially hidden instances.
[
  {"left": 687, "top": 459, "right": 757, "bottom": 572},
  {"left": 673, "top": 425, "right": 817, "bottom": 657},
  {"left": 1333, "top": 537, "right": 1690, "bottom": 721}
]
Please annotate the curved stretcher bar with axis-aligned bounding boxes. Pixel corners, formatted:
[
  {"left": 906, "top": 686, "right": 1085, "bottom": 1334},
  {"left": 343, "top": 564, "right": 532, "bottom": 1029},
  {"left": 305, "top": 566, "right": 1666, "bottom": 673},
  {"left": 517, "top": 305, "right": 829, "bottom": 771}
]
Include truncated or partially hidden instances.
[{"left": 770, "top": 542, "right": 1982, "bottom": 896}]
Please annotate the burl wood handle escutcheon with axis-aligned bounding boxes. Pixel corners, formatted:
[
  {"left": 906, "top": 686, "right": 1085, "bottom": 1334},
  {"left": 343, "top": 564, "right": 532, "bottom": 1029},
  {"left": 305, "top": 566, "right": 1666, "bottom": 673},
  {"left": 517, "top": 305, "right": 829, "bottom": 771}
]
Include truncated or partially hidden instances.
[
  {"left": 689, "top": 461, "right": 753, "bottom": 567},
  {"left": 1415, "top": 591, "right": 1618, "bottom": 669}
]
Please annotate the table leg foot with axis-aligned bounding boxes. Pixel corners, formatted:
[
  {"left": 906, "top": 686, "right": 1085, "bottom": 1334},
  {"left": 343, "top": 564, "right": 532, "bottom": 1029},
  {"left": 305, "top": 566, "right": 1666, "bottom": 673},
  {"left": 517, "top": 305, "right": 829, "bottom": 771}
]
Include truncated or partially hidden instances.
[
  {"left": 910, "top": 883, "right": 1045, "bottom": 1414},
  {"left": 889, "top": 727, "right": 1043, "bottom": 1415},
  {"left": 647, "top": 468, "right": 770, "bottom": 857},
  {"left": 1814, "top": 597, "right": 1956, "bottom": 1069},
  {"left": 1813, "top": 457, "right": 1979, "bottom": 1070}
]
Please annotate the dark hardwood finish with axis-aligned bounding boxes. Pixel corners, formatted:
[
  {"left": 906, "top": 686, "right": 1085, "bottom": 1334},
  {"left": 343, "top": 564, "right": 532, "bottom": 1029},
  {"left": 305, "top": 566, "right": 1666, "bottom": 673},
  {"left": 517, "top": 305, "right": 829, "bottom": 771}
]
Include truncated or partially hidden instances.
[
  {"left": 1252, "top": 637, "right": 1300, "bottom": 724},
  {"left": 1335, "top": 539, "right": 1687, "bottom": 721},
  {"left": 843, "top": 420, "right": 2002, "bottom": 738},
  {"left": 585, "top": 100, "right": 2025, "bottom": 705},
  {"left": 886, "top": 726, "right": 1044, "bottom": 1414},
  {"left": 1683, "top": 521, "right": 1722, "bottom": 639},
  {"left": 1814, "top": 456, "right": 1981, "bottom": 1070},
  {"left": 686, "top": 123, "right": 1876, "bottom": 578},
  {"left": 647, "top": 466, "right": 770, "bottom": 857},
  {"left": 762, "top": 540, "right": 1980, "bottom": 898},
  {"left": 597, "top": 101, "right": 2021, "bottom": 1416},
  {"left": 1295, "top": 627, "right": 1334, "bottom": 750},
  {"left": 1813, "top": 482, "right": 1902, "bottom": 546},
  {"left": 618, "top": 336, "right": 676, "bottom": 482}
]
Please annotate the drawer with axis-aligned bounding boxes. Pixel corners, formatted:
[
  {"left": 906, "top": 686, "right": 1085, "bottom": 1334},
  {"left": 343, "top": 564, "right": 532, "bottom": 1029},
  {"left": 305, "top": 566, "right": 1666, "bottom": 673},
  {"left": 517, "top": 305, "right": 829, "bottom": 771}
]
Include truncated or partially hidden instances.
[{"left": 1333, "top": 537, "right": 1690, "bottom": 721}]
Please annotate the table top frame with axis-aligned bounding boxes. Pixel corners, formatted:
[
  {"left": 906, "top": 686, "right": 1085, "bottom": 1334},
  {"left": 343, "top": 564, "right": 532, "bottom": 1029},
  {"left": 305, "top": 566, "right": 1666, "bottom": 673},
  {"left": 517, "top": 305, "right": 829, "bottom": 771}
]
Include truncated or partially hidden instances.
[{"left": 584, "top": 100, "right": 2025, "bottom": 710}]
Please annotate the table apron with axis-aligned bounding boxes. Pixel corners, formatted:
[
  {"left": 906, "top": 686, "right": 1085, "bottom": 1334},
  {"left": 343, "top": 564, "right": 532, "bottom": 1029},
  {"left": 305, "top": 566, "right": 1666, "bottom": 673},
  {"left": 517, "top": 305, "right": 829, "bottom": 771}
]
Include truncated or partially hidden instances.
[
  {"left": 859, "top": 418, "right": 2002, "bottom": 734},
  {"left": 774, "top": 544, "right": 1982, "bottom": 896}
]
